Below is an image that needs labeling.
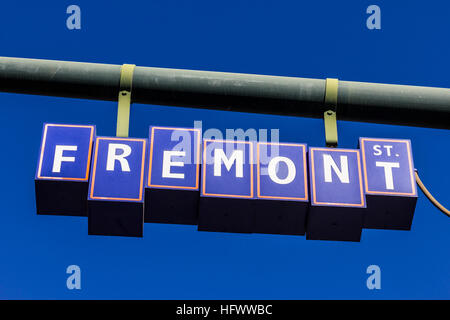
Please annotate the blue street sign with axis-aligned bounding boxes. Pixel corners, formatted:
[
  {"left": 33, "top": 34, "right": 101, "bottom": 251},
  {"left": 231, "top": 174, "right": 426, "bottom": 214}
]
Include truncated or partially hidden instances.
[
  {"left": 88, "top": 137, "right": 147, "bottom": 237},
  {"left": 360, "top": 137, "right": 418, "bottom": 230},
  {"left": 254, "top": 142, "right": 308, "bottom": 235},
  {"left": 145, "top": 126, "right": 201, "bottom": 224},
  {"left": 307, "top": 147, "right": 366, "bottom": 242},
  {"left": 35, "top": 123, "right": 95, "bottom": 216},
  {"left": 33, "top": 124, "right": 422, "bottom": 242},
  {"left": 198, "top": 140, "right": 255, "bottom": 233}
]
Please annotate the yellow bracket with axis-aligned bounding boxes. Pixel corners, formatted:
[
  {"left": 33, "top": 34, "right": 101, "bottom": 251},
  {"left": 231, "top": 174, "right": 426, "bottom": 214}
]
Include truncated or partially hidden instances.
[
  {"left": 324, "top": 78, "right": 339, "bottom": 148},
  {"left": 117, "top": 64, "right": 136, "bottom": 137}
]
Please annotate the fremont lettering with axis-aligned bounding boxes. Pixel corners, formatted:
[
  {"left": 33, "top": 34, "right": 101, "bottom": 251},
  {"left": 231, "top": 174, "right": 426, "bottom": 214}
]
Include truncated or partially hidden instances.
[{"left": 35, "top": 124, "right": 418, "bottom": 241}]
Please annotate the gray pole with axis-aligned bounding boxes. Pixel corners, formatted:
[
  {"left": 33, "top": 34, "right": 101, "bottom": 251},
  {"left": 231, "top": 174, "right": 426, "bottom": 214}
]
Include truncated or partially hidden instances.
[{"left": 0, "top": 56, "right": 449, "bottom": 129}]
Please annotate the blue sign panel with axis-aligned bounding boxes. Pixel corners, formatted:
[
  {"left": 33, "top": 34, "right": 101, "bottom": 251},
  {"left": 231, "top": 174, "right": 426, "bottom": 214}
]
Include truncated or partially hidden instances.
[
  {"left": 360, "top": 138, "right": 416, "bottom": 196},
  {"left": 36, "top": 123, "right": 95, "bottom": 181},
  {"left": 148, "top": 126, "right": 201, "bottom": 190},
  {"left": 89, "top": 137, "right": 147, "bottom": 202},
  {"left": 360, "top": 137, "right": 418, "bottom": 230},
  {"left": 309, "top": 148, "right": 365, "bottom": 207},
  {"left": 257, "top": 142, "right": 308, "bottom": 201},
  {"left": 254, "top": 142, "right": 309, "bottom": 235},
  {"left": 35, "top": 123, "right": 95, "bottom": 216},
  {"left": 33, "top": 121, "right": 421, "bottom": 241},
  {"left": 145, "top": 126, "right": 201, "bottom": 225},
  {"left": 202, "top": 140, "right": 254, "bottom": 198},
  {"left": 307, "top": 147, "right": 365, "bottom": 242},
  {"left": 198, "top": 140, "right": 255, "bottom": 233},
  {"left": 88, "top": 137, "right": 147, "bottom": 237}
]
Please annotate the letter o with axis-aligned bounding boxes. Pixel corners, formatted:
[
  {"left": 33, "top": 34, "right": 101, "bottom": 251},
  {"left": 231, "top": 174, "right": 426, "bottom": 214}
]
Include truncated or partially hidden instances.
[{"left": 268, "top": 156, "right": 296, "bottom": 185}]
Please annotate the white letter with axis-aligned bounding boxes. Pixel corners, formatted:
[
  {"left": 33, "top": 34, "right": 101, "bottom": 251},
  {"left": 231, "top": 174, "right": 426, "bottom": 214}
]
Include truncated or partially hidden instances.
[
  {"left": 383, "top": 145, "right": 393, "bottom": 157},
  {"left": 214, "top": 149, "right": 243, "bottom": 178},
  {"left": 106, "top": 143, "right": 131, "bottom": 172},
  {"left": 323, "top": 154, "right": 349, "bottom": 183},
  {"left": 375, "top": 161, "right": 400, "bottom": 190},
  {"left": 373, "top": 145, "right": 382, "bottom": 156},
  {"left": 66, "top": 265, "right": 81, "bottom": 290},
  {"left": 366, "top": 5, "right": 381, "bottom": 30},
  {"left": 366, "top": 265, "right": 381, "bottom": 290},
  {"left": 268, "top": 156, "right": 296, "bottom": 185},
  {"left": 52, "top": 145, "right": 77, "bottom": 173},
  {"left": 162, "top": 151, "right": 185, "bottom": 179},
  {"left": 66, "top": 5, "right": 81, "bottom": 30}
]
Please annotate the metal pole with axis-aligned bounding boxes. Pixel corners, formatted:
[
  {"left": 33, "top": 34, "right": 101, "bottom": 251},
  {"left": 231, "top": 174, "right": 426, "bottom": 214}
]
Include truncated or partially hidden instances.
[{"left": 0, "top": 56, "right": 449, "bottom": 129}]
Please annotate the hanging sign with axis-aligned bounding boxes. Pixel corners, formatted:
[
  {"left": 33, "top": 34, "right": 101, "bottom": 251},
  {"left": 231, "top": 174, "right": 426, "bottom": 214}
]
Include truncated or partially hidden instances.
[{"left": 35, "top": 123, "right": 418, "bottom": 242}]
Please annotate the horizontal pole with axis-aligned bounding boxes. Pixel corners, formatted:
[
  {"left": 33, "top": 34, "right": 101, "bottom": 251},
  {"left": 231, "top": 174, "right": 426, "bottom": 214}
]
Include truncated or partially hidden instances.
[{"left": 0, "top": 56, "right": 449, "bottom": 129}]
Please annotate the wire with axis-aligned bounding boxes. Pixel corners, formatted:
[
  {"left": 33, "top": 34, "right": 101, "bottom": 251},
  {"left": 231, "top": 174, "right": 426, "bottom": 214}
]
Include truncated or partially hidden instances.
[{"left": 415, "top": 171, "right": 450, "bottom": 218}]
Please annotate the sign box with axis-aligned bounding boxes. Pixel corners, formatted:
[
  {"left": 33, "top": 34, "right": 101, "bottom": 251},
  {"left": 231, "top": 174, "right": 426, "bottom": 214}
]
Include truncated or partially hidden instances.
[
  {"left": 35, "top": 123, "right": 95, "bottom": 216},
  {"left": 254, "top": 142, "right": 309, "bottom": 235},
  {"left": 198, "top": 140, "right": 255, "bottom": 233},
  {"left": 145, "top": 126, "right": 201, "bottom": 225},
  {"left": 359, "top": 138, "right": 417, "bottom": 230},
  {"left": 34, "top": 123, "right": 421, "bottom": 242},
  {"left": 307, "top": 147, "right": 366, "bottom": 242},
  {"left": 88, "top": 137, "right": 147, "bottom": 237}
]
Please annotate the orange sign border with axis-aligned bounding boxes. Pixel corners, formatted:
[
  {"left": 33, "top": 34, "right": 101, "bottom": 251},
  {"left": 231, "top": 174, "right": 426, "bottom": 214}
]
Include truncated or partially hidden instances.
[
  {"left": 310, "top": 147, "right": 365, "bottom": 207},
  {"left": 147, "top": 127, "right": 201, "bottom": 190},
  {"left": 90, "top": 137, "right": 147, "bottom": 202},
  {"left": 202, "top": 139, "right": 254, "bottom": 199},
  {"left": 360, "top": 138, "right": 417, "bottom": 196},
  {"left": 257, "top": 142, "right": 308, "bottom": 201},
  {"left": 37, "top": 124, "right": 95, "bottom": 181}
]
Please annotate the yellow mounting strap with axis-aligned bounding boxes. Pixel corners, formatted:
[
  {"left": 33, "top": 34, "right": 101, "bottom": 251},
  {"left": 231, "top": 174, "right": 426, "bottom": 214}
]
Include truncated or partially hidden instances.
[
  {"left": 116, "top": 64, "right": 136, "bottom": 137},
  {"left": 324, "top": 78, "right": 339, "bottom": 147}
]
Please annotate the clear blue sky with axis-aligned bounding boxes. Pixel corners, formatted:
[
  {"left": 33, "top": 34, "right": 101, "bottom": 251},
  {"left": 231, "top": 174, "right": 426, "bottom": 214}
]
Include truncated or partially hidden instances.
[{"left": 0, "top": 0, "right": 448, "bottom": 299}]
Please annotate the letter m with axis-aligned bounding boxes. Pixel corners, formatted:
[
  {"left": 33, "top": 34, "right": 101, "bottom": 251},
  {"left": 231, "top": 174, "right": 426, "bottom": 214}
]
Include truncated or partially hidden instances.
[{"left": 214, "top": 149, "right": 244, "bottom": 178}]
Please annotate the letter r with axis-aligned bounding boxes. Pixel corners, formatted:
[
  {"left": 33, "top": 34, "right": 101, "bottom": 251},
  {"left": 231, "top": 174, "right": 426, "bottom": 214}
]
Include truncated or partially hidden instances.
[{"left": 106, "top": 143, "right": 131, "bottom": 172}]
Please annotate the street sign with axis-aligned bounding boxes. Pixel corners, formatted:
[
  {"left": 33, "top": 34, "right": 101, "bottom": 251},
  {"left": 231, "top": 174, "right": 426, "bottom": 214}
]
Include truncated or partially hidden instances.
[
  {"left": 198, "top": 140, "right": 255, "bottom": 234},
  {"left": 145, "top": 126, "right": 201, "bottom": 225},
  {"left": 307, "top": 148, "right": 366, "bottom": 242},
  {"left": 35, "top": 123, "right": 95, "bottom": 216},
  {"left": 360, "top": 138, "right": 417, "bottom": 230},
  {"left": 34, "top": 123, "right": 422, "bottom": 241},
  {"left": 87, "top": 137, "right": 147, "bottom": 237},
  {"left": 254, "top": 142, "right": 308, "bottom": 235}
]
